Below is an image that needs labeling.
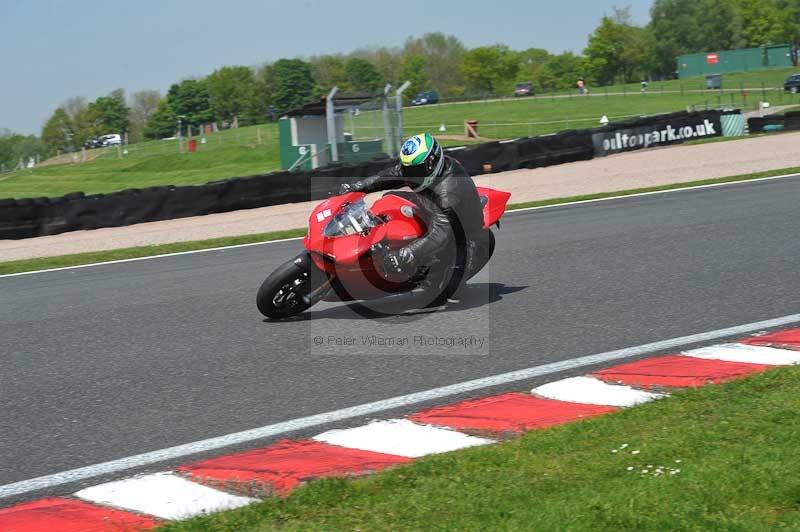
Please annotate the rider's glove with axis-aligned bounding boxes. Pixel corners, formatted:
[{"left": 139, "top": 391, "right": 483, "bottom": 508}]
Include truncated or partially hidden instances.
[{"left": 338, "top": 181, "right": 363, "bottom": 195}]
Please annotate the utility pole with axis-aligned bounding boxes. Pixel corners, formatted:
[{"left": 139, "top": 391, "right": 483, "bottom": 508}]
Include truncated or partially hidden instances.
[
  {"left": 177, "top": 116, "right": 185, "bottom": 153},
  {"left": 395, "top": 81, "right": 411, "bottom": 146}
]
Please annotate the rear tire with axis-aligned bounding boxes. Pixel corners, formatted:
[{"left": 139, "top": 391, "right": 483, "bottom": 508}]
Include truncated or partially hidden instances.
[
  {"left": 467, "top": 230, "right": 495, "bottom": 280},
  {"left": 792, "top": 86, "right": 799, "bottom": 94},
  {"left": 257, "top": 256, "right": 326, "bottom": 320}
]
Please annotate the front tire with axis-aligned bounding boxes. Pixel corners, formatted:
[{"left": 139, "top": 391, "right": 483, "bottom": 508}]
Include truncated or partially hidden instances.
[{"left": 257, "top": 255, "right": 326, "bottom": 319}]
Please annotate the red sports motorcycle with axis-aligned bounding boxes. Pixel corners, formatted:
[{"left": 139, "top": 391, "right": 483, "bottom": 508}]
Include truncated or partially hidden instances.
[{"left": 256, "top": 186, "right": 511, "bottom": 319}]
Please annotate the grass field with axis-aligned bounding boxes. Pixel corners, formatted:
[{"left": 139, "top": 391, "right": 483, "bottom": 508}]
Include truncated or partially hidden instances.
[
  {"left": 162, "top": 365, "right": 800, "bottom": 531},
  {"left": 588, "top": 66, "right": 798, "bottom": 95},
  {"left": 1, "top": 67, "right": 797, "bottom": 200}
]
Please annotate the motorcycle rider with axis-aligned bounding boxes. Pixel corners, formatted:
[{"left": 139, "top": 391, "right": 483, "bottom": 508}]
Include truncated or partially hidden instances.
[{"left": 339, "top": 133, "right": 487, "bottom": 305}]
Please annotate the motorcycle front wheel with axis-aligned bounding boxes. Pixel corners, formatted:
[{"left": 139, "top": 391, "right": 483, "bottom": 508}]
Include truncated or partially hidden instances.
[{"left": 256, "top": 254, "right": 327, "bottom": 319}]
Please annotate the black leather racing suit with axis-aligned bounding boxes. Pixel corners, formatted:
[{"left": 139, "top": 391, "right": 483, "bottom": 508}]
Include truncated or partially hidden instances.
[{"left": 347, "top": 156, "right": 487, "bottom": 295}]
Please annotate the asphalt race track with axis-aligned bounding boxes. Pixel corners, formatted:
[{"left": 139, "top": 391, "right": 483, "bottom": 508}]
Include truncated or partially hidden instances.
[{"left": 1, "top": 175, "right": 798, "bottom": 499}]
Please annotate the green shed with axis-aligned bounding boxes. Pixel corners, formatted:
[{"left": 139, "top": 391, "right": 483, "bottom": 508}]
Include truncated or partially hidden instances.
[
  {"left": 278, "top": 84, "right": 411, "bottom": 171},
  {"left": 677, "top": 44, "right": 794, "bottom": 79}
]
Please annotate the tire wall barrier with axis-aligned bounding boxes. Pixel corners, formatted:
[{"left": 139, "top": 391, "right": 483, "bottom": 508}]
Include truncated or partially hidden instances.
[
  {"left": 0, "top": 110, "right": 728, "bottom": 240},
  {"left": 747, "top": 111, "right": 800, "bottom": 133}
]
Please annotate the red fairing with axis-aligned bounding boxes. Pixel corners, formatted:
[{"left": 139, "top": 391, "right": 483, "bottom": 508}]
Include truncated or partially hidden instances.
[
  {"left": 303, "top": 192, "right": 425, "bottom": 270},
  {"left": 303, "top": 188, "right": 509, "bottom": 273},
  {"left": 369, "top": 195, "right": 425, "bottom": 245},
  {"left": 476, "top": 186, "right": 512, "bottom": 229}
]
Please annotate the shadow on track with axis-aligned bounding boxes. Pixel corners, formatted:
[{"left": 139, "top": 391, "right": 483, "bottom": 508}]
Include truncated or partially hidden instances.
[{"left": 262, "top": 283, "right": 528, "bottom": 323}]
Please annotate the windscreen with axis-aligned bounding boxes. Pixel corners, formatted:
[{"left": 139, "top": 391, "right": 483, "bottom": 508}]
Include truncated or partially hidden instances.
[{"left": 322, "top": 200, "right": 381, "bottom": 238}]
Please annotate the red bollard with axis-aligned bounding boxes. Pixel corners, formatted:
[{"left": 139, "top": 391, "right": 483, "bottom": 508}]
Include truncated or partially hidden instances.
[{"left": 466, "top": 120, "right": 479, "bottom": 138}]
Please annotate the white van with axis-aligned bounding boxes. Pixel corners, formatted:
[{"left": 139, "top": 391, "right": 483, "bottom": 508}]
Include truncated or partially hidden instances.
[{"left": 100, "top": 134, "right": 122, "bottom": 147}]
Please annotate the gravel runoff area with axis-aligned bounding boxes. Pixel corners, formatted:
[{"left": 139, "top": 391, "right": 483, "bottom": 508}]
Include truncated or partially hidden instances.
[{"left": 2, "top": 131, "right": 800, "bottom": 262}]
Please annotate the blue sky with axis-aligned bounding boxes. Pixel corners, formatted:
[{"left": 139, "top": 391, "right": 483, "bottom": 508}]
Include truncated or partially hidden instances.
[{"left": 0, "top": 0, "right": 652, "bottom": 134}]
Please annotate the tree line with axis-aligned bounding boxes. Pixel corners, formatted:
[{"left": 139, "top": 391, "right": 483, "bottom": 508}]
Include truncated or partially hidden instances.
[{"left": 22, "top": 0, "right": 800, "bottom": 160}]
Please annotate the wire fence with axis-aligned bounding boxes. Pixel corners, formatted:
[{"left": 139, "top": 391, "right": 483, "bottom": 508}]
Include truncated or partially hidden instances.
[{"left": 5, "top": 78, "right": 798, "bottom": 174}]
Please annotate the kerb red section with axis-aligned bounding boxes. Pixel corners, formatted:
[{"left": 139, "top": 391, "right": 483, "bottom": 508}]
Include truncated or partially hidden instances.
[
  {"left": 409, "top": 392, "right": 615, "bottom": 433},
  {"left": 740, "top": 328, "right": 800, "bottom": 350},
  {"left": 179, "top": 439, "right": 411, "bottom": 494},
  {"left": 0, "top": 497, "right": 159, "bottom": 531},
  {"left": 593, "top": 355, "right": 770, "bottom": 388}
]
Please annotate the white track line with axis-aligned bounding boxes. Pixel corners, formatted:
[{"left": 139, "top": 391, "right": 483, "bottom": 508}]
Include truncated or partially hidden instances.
[
  {"left": 2, "top": 171, "right": 797, "bottom": 279},
  {"left": 533, "top": 376, "right": 664, "bottom": 407},
  {"left": 75, "top": 472, "right": 256, "bottom": 520},
  {"left": 683, "top": 343, "right": 800, "bottom": 365},
  {"left": 313, "top": 419, "right": 492, "bottom": 457},
  {"left": 507, "top": 172, "right": 800, "bottom": 216},
  {"left": 0, "top": 237, "right": 303, "bottom": 279},
  {"left": 1, "top": 312, "right": 798, "bottom": 500}
]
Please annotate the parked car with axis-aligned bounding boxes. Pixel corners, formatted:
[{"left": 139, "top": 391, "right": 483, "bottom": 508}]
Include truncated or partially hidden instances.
[
  {"left": 784, "top": 74, "right": 800, "bottom": 94},
  {"left": 100, "top": 133, "right": 122, "bottom": 147},
  {"left": 411, "top": 90, "right": 439, "bottom": 106},
  {"left": 514, "top": 82, "right": 534, "bottom": 97},
  {"left": 83, "top": 138, "right": 104, "bottom": 149}
]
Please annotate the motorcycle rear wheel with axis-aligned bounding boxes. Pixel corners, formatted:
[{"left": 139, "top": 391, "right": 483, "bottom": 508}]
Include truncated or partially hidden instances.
[{"left": 257, "top": 256, "right": 326, "bottom": 319}]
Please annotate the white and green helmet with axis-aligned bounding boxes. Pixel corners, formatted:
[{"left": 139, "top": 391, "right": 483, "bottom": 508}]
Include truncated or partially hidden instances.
[{"left": 399, "top": 133, "right": 445, "bottom": 191}]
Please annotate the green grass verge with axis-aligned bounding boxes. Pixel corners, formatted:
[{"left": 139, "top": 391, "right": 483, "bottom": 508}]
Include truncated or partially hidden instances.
[
  {"left": 164, "top": 366, "right": 800, "bottom": 531},
  {"left": 2, "top": 166, "right": 798, "bottom": 276},
  {"left": 3, "top": 72, "right": 798, "bottom": 200},
  {"left": 0, "top": 229, "right": 306, "bottom": 275}
]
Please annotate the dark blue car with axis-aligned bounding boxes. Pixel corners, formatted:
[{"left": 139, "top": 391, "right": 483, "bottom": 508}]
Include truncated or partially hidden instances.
[{"left": 411, "top": 90, "right": 439, "bottom": 106}]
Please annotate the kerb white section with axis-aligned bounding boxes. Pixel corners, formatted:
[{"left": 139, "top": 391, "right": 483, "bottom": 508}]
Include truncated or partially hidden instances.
[
  {"left": 313, "top": 419, "right": 493, "bottom": 458},
  {"left": 683, "top": 343, "right": 800, "bottom": 365},
  {"left": 74, "top": 472, "right": 256, "bottom": 520},
  {"left": 533, "top": 376, "right": 664, "bottom": 407},
  {"left": 3, "top": 312, "right": 800, "bottom": 500}
]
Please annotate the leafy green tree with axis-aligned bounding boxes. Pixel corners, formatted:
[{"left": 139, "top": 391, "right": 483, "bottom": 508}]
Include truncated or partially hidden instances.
[
  {"left": 344, "top": 57, "right": 384, "bottom": 92},
  {"left": 263, "top": 59, "right": 316, "bottom": 114},
  {"left": 537, "top": 53, "right": 590, "bottom": 91},
  {"left": 369, "top": 47, "right": 403, "bottom": 87},
  {"left": 776, "top": 0, "right": 800, "bottom": 41},
  {"left": 585, "top": 8, "right": 650, "bottom": 85},
  {"left": 62, "top": 96, "right": 88, "bottom": 122},
  {"left": 143, "top": 98, "right": 177, "bottom": 139},
  {"left": 41, "top": 108, "right": 74, "bottom": 156},
  {"left": 129, "top": 90, "right": 161, "bottom": 143},
  {"left": 206, "top": 66, "right": 262, "bottom": 126},
  {"left": 404, "top": 33, "right": 466, "bottom": 97},
  {"left": 649, "top": 0, "right": 744, "bottom": 76},
  {"left": 166, "top": 79, "right": 214, "bottom": 128},
  {"left": 88, "top": 89, "right": 130, "bottom": 135},
  {"left": 0, "top": 130, "right": 43, "bottom": 170},
  {"left": 516, "top": 48, "right": 551, "bottom": 86},
  {"left": 310, "top": 55, "right": 349, "bottom": 91},
  {"left": 400, "top": 53, "right": 429, "bottom": 102},
  {"left": 71, "top": 105, "right": 102, "bottom": 146},
  {"left": 736, "top": 0, "right": 791, "bottom": 45},
  {"left": 461, "top": 45, "right": 519, "bottom": 96}
]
